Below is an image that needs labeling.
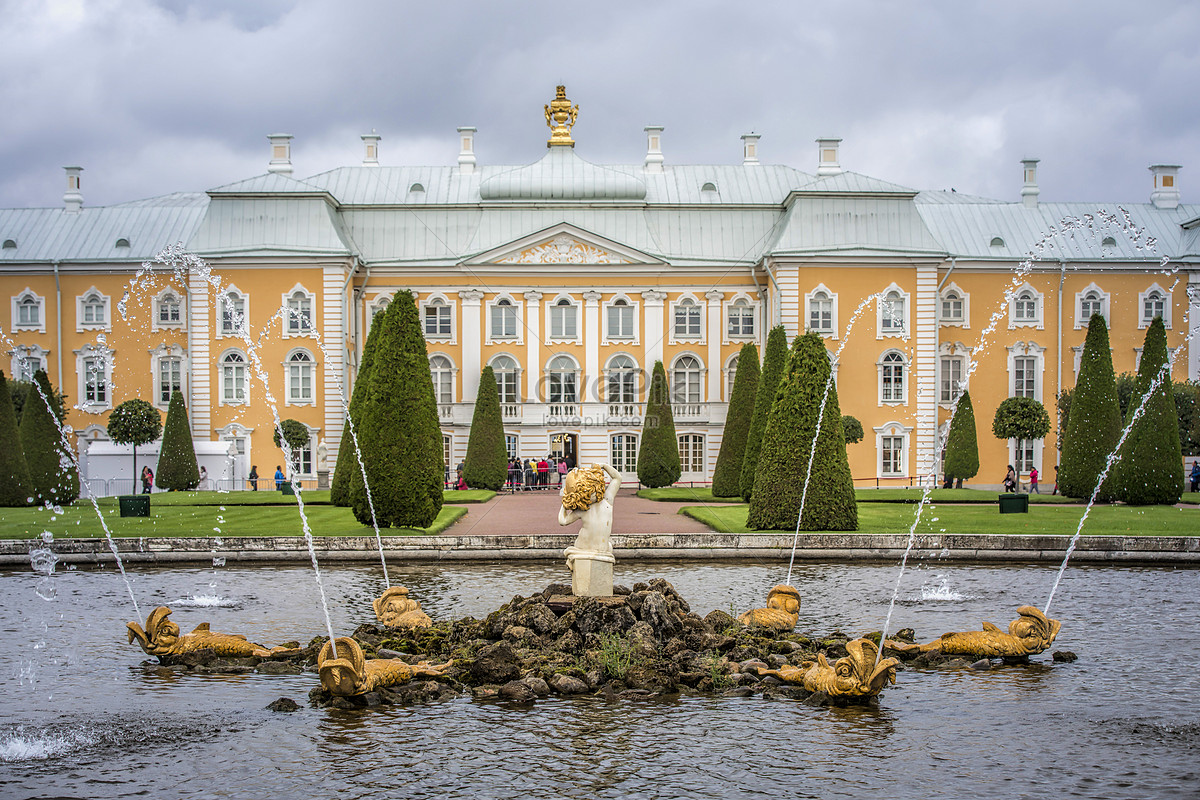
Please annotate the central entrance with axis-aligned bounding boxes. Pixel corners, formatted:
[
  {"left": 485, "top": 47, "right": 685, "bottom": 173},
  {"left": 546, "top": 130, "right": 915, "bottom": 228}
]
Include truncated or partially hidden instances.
[{"left": 550, "top": 432, "right": 578, "bottom": 468}]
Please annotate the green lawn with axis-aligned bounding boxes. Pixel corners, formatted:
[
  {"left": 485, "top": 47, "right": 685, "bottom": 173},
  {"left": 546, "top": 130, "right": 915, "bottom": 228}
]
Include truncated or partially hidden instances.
[
  {"left": 113, "top": 488, "right": 495, "bottom": 507},
  {"left": 681, "top": 502, "right": 1200, "bottom": 536},
  {"left": 636, "top": 487, "right": 746, "bottom": 503},
  {"left": 0, "top": 500, "right": 467, "bottom": 539},
  {"left": 638, "top": 486, "right": 1104, "bottom": 504}
]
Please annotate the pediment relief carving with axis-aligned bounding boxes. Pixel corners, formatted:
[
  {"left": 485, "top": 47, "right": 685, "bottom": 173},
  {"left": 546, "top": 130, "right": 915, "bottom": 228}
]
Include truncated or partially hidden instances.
[{"left": 498, "top": 234, "right": 632, "bottom": 265}]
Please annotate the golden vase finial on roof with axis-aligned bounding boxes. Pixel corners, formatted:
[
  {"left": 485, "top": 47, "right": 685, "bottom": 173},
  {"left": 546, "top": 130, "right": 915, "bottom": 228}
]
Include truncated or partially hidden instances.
[{"left": 545, "top": 85, "right": 579, "bottom": 148}]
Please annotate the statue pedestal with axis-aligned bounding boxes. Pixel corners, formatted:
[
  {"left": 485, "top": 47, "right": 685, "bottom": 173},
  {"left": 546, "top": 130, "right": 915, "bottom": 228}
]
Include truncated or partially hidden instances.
[
  {"left": 567, "top": 551, "right": 614, "bottom": 597},
  {"left": 317, "top": 470, "right": 330, "bottom": 490}
]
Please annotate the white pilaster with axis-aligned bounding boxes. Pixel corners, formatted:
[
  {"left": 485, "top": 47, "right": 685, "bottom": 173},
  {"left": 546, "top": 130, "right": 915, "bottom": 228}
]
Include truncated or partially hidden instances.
[
  {"left": 524, "top": 290, "right": 542, "bottom": 401},
  {"left": 705, "top": 290, "right": 724, "bottom": 402},
  {"left": 1189, "top": 276, "right": 1200, "bottom": 382},
  {"left": 459, "top": 289, "right": 484, "bottom": 402},
  {"left": 914, "top": 264, "right": 939, "bottom": 479},
  {"left": 641, "top": 289, "right": 667, "bottom": 368},
  {"left": 187, "top": 267, "right": 211, "bottom": 440},
  {"left": 322, "top": 264, "right": 348, "bottom": 461},
  {"left": 583, "top": 290, "right": 602, "bottom": 403}
]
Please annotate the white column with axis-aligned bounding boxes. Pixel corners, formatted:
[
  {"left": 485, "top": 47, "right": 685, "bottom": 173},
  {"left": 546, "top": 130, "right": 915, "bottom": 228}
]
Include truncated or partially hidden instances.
[
  {"left": 458, "top": 289, "right": 484, "bottom": 402},
  {"left": 322, "top": 264, "right": 348, "bottom": 461},
  {"left": 583, "top": 290, "right": 602, "bottom": 403},
  {"left": 524, "top": 290, "right": 542, "bottom": 401},
  {"left": 641, "top": 289, "right": 667, "bottom": 368},
  {"left": 914, "top": 264, "right": 939, "bottom": 480},
  {"left": 187, "top": 267, "right": 211, "bottom": 440},
  {"left": 705, "top": 290, "right": 724, "bottom": 402},
  {"left": 1189, "top": 275, "right": 1200, "bottom": 382}
]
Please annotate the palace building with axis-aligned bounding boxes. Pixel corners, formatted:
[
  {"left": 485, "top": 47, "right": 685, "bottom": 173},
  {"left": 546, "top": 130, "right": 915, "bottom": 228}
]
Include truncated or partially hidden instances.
[{"left": 2, "top": 86, "right": 1197, "bottom": 492}]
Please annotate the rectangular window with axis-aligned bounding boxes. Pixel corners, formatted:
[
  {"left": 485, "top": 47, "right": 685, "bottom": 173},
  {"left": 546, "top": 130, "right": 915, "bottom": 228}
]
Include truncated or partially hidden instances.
[
  {"left": 607, "top": 304, "right": 634, "bottom": 339},
  {"left": 728, "top": 304, "right": 754, "bottom": 336},
  {"left": 159, "top": 358, "right": 183, "bottom": 404},
  {"left": 550, "top": 304, "right": 577, "bottom": 338},
  {"left": 222, "top": 296, "right": 244, "bottom": 335},
  {"left": 809, "top": 296, "right": 832, "bottom": 332},
  {"left": 18, "top": 300, "right": 39, "bottom": 326},
  {"left": 504, "top": 434, "right": 519, "bottom": 459},
  {"left": 490, "top": 302, "right": 517, "bottom": 338},
  {"left": 678, "top": 434, "right": 704, "bottom": 473},
  {"left": 1013, "top": 357, "right": 1036, "bottom": 398},
  {"left": 497, "top": 370, "right": 518, "bottom": 405},
  {"left": 941, "top": 295, "right": 963, "bottom": 321},
  {"left": 159, "top": 299, "right": 180, "bottom": 325},
  {"left": 674, "top": 303, "right": 701, "bottom": 337},
  {"left": 442, "top": 435, "right": 453, "bottom": 481},
  {"left": 287, "top": 295, "right": 312, "bottom": 333},
  {"left": 881, "top": 436, "right": 903, "bottom": 475},
  {"left": 289, "top": 364, "right": 312, "bottom": 402},
  {"left": 292, "top": 443, "right": 313, "bottom": 477},
  {"left": 83, "top": 299, "right": 105, "bottom": 325},
  {"left": 1143, "top": 294, "right": 1165, "bottom": 324},
  {"left": 940, "top": 357, "right": 963, "bottom": 404},
  {"left": 549, "top": 372, "right": 577, "bottom": 404},
  {"left": 1014, "top": 440, "right": 1035, "bottom": 474},
  {"left": 611, "top": 433, "right": 638, "bottom": 473},
  {"left": 425, "top": 304, "right": 451, "bottom": 336},
  {"left": 83, "top": 357, "right": 106, "bottom": 404}
]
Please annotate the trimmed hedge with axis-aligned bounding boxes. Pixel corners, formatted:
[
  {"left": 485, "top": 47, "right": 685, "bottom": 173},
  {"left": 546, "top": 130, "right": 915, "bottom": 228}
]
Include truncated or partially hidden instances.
[
  {"left": 739, "top": 325, "right": 788, "bottom": 501},
  {"left": 711, "top": 342, "right": 759, "bottom": 497},
  {"left": 462, "top": 366, "right": 509, "bottom": 491},
  {"left": 18, "top": 370, "right": 78, "bottom": 503},
  {"left": 943, "top": 390, "right": 980, "bottom": 487},
  {"left": 1059, "top": 313, "right": 1122, "bottom": 500},
  {"left": 155, "top": 390, "right": 200, "bottom": 491},
  {"left": 331, "top": 304, "right": 385, "bottom": 506},
  {"left": 747, "top": 332, "right": 856, "bottom": 531},
  {"left": 0, "top": 371, "right": 32, "bottom": 507},
  {"left": 637, "top": 360, "right": 681, "bottom": 488}
]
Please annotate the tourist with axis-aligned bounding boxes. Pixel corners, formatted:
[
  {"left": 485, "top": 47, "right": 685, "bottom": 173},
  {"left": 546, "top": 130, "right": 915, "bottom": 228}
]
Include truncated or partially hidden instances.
[
  {"left": 274, "top": 465, "right": 285, "bottom": 490},
  {"left": 1190, "top": 461, "right": 1200, "bottom": 493},
  {"left": 199, "top": 466, "right": 208, "bottom": 490},
  {"left": 523, "top": 458, "right": 535, "bottom": 489},
  {"left": 249, "top": 465, "right": 259, "bottom": 491},
  {"left": 557, "top": 457, "right": 568, "bottom": 485},
  {"left": 538, "top": 456, "right": 550, "bottom": 486},
  {"left": 1003, "top": 465, "right": 1017, "bottom": 494},
  {"left": 1029, "top": 466, "right": 1040, "bottom": 494},
  {"left": 141, "top": 466, "right": 153, "bottom": 494}
]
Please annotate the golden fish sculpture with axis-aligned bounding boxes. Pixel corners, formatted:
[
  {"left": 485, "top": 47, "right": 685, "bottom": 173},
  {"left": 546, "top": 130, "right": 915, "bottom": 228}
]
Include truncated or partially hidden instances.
[
  {"left": 372, "top": 586, "right": 433, "bottom": 629},
  {"left": 318, "top": 637, "right": 452, "bottom": 697},
  {"left": 737, "top": 584, "right": 801, "bottom": 632},
  {"left": 753, "top": 638, "right": 899, "bottom": 700},
  {"left": 887, "top": 605, "right": 1061, "bottom": 660},
  {"left": 127, "top": 606, "right": 293, "bottom": 659}
]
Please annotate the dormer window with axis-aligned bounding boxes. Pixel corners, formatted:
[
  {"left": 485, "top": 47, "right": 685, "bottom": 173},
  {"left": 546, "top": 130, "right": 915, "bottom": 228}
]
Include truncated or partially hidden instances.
[
  {"left": 1101, "top": 236, "right": 1117, "bottom": 248},
  {"left": 990, "top": 237, "right": 1005, "bottom": 248},
  {"left": 115, "top": 238, "right": 130, "bottom": 249},
  {"left": 408, "top": 183, "right": 426, "bottom": 198},
  {"left": 2, "top": 239, "right": 15, "bottom": 249}
]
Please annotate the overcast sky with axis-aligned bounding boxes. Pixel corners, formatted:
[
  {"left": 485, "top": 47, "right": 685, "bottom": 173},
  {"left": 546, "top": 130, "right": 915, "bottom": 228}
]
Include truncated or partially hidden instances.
[{"left": 2, "top": 0, "right": 1197, "bottom": 209}]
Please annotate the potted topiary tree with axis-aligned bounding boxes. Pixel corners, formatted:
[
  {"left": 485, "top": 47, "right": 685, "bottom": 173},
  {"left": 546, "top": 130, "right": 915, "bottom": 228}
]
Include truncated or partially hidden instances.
[
  {"left": 992, "top": 396, "right": 1051, "bottom": 513},
  {"left": 106, "top": 398, "right": 162, "bottom": 517},
  {"left": 274, "top": 419, "right": 310, "bottom": 495}
]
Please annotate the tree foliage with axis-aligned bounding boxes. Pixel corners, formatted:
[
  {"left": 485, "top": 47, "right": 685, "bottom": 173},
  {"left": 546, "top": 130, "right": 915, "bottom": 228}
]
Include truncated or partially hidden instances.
[
  {"left": 462, "top": 365, "right": 509, "bottom": 491},
  {"left": 347, "top": 291, "right": 444, "bottom": 528},
  {"left": 637, "top": 361, "right": 681, "bottom": 488},
  {"left": 1059, "top": 314, "right": 1122, "bottom": 500},
  {"left": 943, "top": 390, "right": 979, "bottom": 486},
  {"left": 19, "top": 370, "right": 79, "bottom": 503},
  {"left": 711, "top": 342, "right": 759, "bottom": 497},
  {"left": 1112, "top": 317, "right": 1183, "bottom": 505},
  {"left": 0, "top": 371, "right": 32, "bottom": 507},
  {"left": 156, "top": 391, "right": 200, "bottom": 491},
  {"left": 747, "top": 332, "right": 856, "bottom": 531},
  {"left": 992, "top": 397, "right": 1051, "bottom": 442},
  {"left": 10, "top": 379, "right": 67, "bottom": 426},
  {"left": 739, "top": 325, "right": 788, "bottom": 501},
  {"left": 331, "top": 306, "right": 385, "bottom": 506},
  {"left": 841, "top": 415, "right": 864, "bottom": 445},
  {"left": 273, "top": 418, "right": 311, "bottom": 450}
]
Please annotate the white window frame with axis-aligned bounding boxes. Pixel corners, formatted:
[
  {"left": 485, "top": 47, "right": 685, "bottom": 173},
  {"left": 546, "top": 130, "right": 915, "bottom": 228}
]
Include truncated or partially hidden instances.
[
  {"left": 602, "top": 294, "right": 639, "bottom": 345},
  {"left": 282, "top": 284, "right": 315, "bottom": 338},
  {"left": 219, "top": 348, "right": 249, "bottom": 406},
  {"left": 422, "top": 293, "right": 456, "bottom": 342},
  {"left": 678, "top": 432, "right": 705, "bottom": 476},
  {"left": 1008, "top": 282, "right": 1044, "bottom": 329},
  {"left": 877, "top": 284, "right": 909, "bottom": 339},
  {"left": 724, "top": 352, "right": 740, "bottom": 402},
  {"left": 76, "top": 287, "right": 110, "bottom": 333},
  {"left": 1006, "top": 341, "right": 1045, "bottom": 402},
  {"left": 489, "top": 353, "right": 522, "bottom": 405},
  {"left": 670, "top": 353, "right": 705, "bottom": 410},
  {"left": 877, "top": 349, "right": 908, "bottom": 405},
  {"left": 545, "top": 294, "right": 580, "bottom": 343},
  {"left": 610, "top": 431, "right": 639, "bottom": 475},
  {"left": 12, "top": 288, "right": 46, "bottom": 333},
  {"left": 604, "top": 353, "right": 640, "bottom": 407},
  {"left": 368, "top": 293, "right": 392, "bottom": 325},
  {"left": 1133, "top": 346, "right": 1179, "bottom": 372},
  {"left": 429, "top": 353, "right": 458, "bottom": 406},
  {"left": 150, "top": 343, "right": 187, "bottom": 408},
  {"left": 75, "top": 343, "right": 113, "bottom": 412},
  {"left": 284, "top": 347, "right": 317, "bottom": 406},
  {"left": 485, "top": 294, "right": 523, "bottom": 344},
  {"left": 545, "top": 354, "right": 581, "bottom": 405},
  {"left": 723, "top": 293, "right": 758, "bottom": 342},
  {"left": 1138, "top": 283, "right": 1172, "bottom": 329},
  {"left": 151, "top": 287, "right": 185, "bottom": 331},
  {"left": 1074, "top": 282, "right": 1110, "bottom": 329},
  {"left": 939, "top": 355, "right": 965, "bottom": 406},
  {"left": 874, "top": 421, "right": 912, "bottom": 478},
  {"left": 806, "top": 284, "right": 838, "bottom": 337},
  {"left": 669, "top": 293, "right": 704, "bottom": 345},
  {"left": 10, "top": 344, "right": 49, "bottom": 382},
  {"left": 938, "top": 342, "right": 971, "bottom": 408},
  {"left": 1010, "top": 438, "right": 1042, "bottom": 477},
  {"left": 287, "top": 423, "right": 321, "bottom": 479},
  {"left": 939, "top": 282, "right": 969, "bottom": 328},
  {"left": 218, "top": 285, "right": 249, "bottom": 339}
]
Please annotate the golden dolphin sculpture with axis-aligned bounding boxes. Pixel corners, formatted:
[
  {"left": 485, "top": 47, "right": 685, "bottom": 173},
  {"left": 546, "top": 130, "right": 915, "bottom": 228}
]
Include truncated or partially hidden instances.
[
  {"left": 888, "top": 605, "right": 1061, "bottom": 659},
  {"left": 753, "top": 638, "right": 899, "bottom": 700},
  {"left": 372, "top": 586, "right": 433, "bottom": 629},
  {"left": 318, "top": 637, "right": 452, "bottom": 697},
  {"left": 737, "top": 584, "right": 801, "bottom": 632},
  {"left": 127, "top": 606, "right": 293, "bottom": 659}
]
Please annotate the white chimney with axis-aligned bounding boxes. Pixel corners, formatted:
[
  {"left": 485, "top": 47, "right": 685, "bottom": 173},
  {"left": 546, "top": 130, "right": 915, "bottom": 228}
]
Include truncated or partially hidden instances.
[
  {"left": 1150, "top": 164, "right": 1181, "bottom": 209},
  {"left": 63, "top": 166, "right": 83, "bottom": 212},
  {"left": 816, "top": 138, "right": 842, "bottom": 176},
  {"left": 267, "top": 133, "right": 293, "bottom": 175},
  {"left": 361, "top": 131, "right": 381, "bottom": 166},
  {"left": 644, "top": 125, "right": 664, "bottom": 173},
  {"left": 458, "top": 127, "right": 477, "bottom": 174},
  {"left": 741, "top": 133, "right": 760, "bottom": 165},
  {"left": 1021, "top": 158, "right": 1040, "bottom": 208}
]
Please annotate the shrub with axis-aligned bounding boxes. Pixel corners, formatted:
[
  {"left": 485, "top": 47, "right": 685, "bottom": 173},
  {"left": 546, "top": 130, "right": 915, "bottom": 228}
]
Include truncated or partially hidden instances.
[
  {"left": 106, "top": 398, "right": 162, "bottom": 492},
  {"left": 0, "top": 371, "right": 32, "bottom": 507},
  {"left": 740, "top": 325, "right": 788, "bottom": 501},
  {"left": 273, "top": 418, "right": 311, "bottom": 450},
  {"left": 19, "top": 370, "right": 79, "bottom": 503},
  {"left": 747, "top": 332, "right": 856, "bottom": 531},
  {"left": 943, "top": 391, "right": 979, "bottom": 487},
  {"left": 348, "top": 291, "right": 444, "bottom": 528},
  {"left": 1059, "top": 314, "right": 1122, "bottom": 500},
  {"left": 331, "top": 307, "right": 385, "bottom": 506},
  {"left": 462, "top": 366, "right": 509, "bottom": 491},
  {"left": 156, "top": 391, "right": 200, "bottom": 491},
  {"left": 841, "top": 415, "right": 864, "bottom": 444},
  {"left": 1112, "top": 317, "right": 1183, "bottom": 505},
  {"left": 711, "top": 342, "right": 759, "bottom": 497},
  {"left": 636, "top": 361, "right": 681, "bottom": 488}
]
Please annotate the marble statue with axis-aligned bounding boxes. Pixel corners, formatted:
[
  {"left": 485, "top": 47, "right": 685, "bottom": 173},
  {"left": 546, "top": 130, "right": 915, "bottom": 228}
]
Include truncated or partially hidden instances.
[
  {"left": 557, "top": 463, "right": 621, "bottom": 597},
  {"left": 738, "top": 584, "right": 801, "bottom": 631},
  {"left": 887, "top": 605, "right": 1061, "bottom": 660},
  {"left": 372, "top": 586, "right": 433, "bottom": 629},
  {"left": 127, "top": 606, "right": 296, "bottom": 659},
  {"left": 318, "top": 637, "right": 451, "bottom": 697},
  {"left": 752, "top": 638, "right": 899, "bottom": 700}
]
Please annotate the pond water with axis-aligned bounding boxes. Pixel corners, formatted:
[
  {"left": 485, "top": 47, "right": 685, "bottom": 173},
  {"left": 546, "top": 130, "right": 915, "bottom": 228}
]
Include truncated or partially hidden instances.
[{"left": 2, "top": 558, "right": 1198, "bottom": 799}]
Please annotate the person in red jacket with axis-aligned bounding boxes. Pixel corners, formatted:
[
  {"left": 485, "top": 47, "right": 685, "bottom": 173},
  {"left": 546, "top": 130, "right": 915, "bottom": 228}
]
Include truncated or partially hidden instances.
[{"left": 537, "top": 456, "right": 550, "bottom": 486}]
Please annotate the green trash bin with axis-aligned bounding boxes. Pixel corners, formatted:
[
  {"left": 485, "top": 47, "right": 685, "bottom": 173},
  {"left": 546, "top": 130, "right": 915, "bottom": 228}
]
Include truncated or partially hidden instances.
[
  {"left": 281, "top": 482, "right": 295, "bottom": 496},
  {"left": 998, "top": 493, "right": 1029, "bottom": 514},
  {"left": 118, "top": 495, "right": 151, "bottom": 517}
]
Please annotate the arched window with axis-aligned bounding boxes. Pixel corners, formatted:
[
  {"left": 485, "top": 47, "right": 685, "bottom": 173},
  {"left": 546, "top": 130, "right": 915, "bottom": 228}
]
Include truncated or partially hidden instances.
[
  {"left": 880, "top": 351, "right": 905, "bottom": 403},
  {"left": 287, "top": 290, "right": 313, "bottom": 334},
  {"left": 809, "top": 291, "right": 833, "bottom": 333},
  {"left": 424, "top": 296, "right": 451, "bottom": 336},
  {"left": 1014, "top": 289, "right": 1038, "bottom": 322},
  {"left": 547, "top": 355, "right": 577, "bottom": 404},
  {"left": 727, "top": 297, "right": 754, "bottom": 337},
  {"left": 880, "top": 290, "right": 905, "bottom": 334},
  {"left": 429, "top": 355, "right": 454, "bottom": 405},
  {"left": 81, "top": 291, "right": 106, "bottom": 326},
  {"left": 372, "top": 295, "right": 391, "bottom": 319},
  {"left": 607, "top": 297, "right": 634, "bottom": 339},
  {"left": 221, "top": 352, "right": 247, "bottom": 403},
  {"left": 221, "top": 290, "right": 245, "bottom": 335},
  {"left": 287, "top": 351, "right": 314, "bottom": 403},
  {"left": 941, "top": 290, "right": 964, "bottom": 322},
  {"left": 671, "top": 355, "right": 702, "bottom": 405},
  {"left": 491, "top": 355, "right": 520, "bottom": 405},
  {"left": 491, "top": 297, "right": 517, "bottom": 339},
  {"left": 726, "top": 354, "right": 739, "bottom": 400},
  {"left": 1079, "top": 289, "right": 1103, "bottom": 321},
  {"left": 607, "top": 354, "right": 638, "bottom": 404},
  {"left": 158, "top": 291, "right": 181, "bottom": 325},
  {"left": 16, "top": 294, "right": 40, "bottom": 327},
  {"left": 549, "top": 297, "right": 577, "bottom": 339},
  {"left": 674, "top": 297, "right": 701, "bottom": 338},
  {"left": 1143, "top": 290, "right": 1166, "bottom": 324}
]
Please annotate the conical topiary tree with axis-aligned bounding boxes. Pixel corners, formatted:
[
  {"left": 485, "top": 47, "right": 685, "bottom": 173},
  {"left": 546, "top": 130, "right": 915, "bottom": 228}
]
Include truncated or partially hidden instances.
[
  {"left": 711, "top": 342, "right": 759, "bottom": 497},
  {"left": 348, "top": 291, "right": 444, "bottom": 528},
  {"left": 462, "top": 365, "right": 508, "bottom": 491},
  {"left": 1059, "top": 313, "right": 1122, "bottom": 500},
  {"left": 155, "top": 391, "right": 200, "bottom": 491},
  {"left": 637, "top": 360, "right": 681, "bottom": 488},
  {"left": 747, "top": 332, "right": 856, "bottom": 531},
  {"left": 943, "top": 390, "right": 979, "bottom": 488},
  {"left": 332, "top": 305, "right": 386, "bottom": 506},
  {"left": 740, "top": 325, "right": 788, "bottom": 501},
  {"left": 1113, "top": 316, "right": 1183, "bottom": 505},
  {"left": 0, "top": 371, "right": 32, "bottom": 507},
  {"left": 106, "top": 398, "right": 162, "bottom": 495},
  {"left": 19, "top": 370, "right": 79, "bottom": 503}
]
